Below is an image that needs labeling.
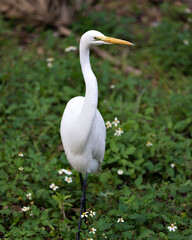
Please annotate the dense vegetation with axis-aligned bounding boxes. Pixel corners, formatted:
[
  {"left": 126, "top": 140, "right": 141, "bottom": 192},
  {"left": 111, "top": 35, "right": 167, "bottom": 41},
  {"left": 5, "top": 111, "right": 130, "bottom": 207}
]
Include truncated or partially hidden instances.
[{"left": 0, "top": 1, "right": 192, "bottom": 239}]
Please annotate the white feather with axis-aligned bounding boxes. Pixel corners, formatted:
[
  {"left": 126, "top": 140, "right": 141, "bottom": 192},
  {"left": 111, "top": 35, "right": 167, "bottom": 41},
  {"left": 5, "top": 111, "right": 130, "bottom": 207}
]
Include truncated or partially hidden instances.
[{"left": 60, "top": 30, "right": 106, "bottom": 173}]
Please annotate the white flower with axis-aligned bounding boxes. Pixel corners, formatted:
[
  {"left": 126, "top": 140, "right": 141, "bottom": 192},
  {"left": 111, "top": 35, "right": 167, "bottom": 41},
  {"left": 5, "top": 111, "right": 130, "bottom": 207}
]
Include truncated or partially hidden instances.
[
  {"left": 110, "top": 84, "right": 115, "bottom": 89},
  {"left": 89, "top": 227, "right": 96, "bottom": 234},
  {"left": 47, "top": 62, "right": 53, "bottom": 68},
  {"left": 146, "top": 141, "right": 153, "bottom": 147},
  {"left": 185, "top": 8, "right": 192, "bottom": 14},
  {"left": 46, "top": 57, "right": 54, "bottom": 62},
  {"left": 183, "top": 40, "right": 189, "bottom": 46},
  {"left": 63, "top": 169, "right": 73, "bottom": 175},
  {"left": 58, "top": 169, "right": 65, "bottom": 175},
  {"left": 65, "top": 176, "right": 72, "bottom": 183},
  {"left": 26, "top": 193, "right": 32, "bottom": 200},
  {"left": 168, "top": 223, "right": 177, "bottom": 232},
  {"left": 58, "top": 168, "right": 72, "bottom": 175},
  {"left": 118, "top": 128, "right": 124, "bottom": 134},
  {"left": 117, "top": 169, "right": 123, "bottom": 175},
  {"left": 18, "top": 152, "right": 23, "bottom": 157},
  {"left": 112, "top": 117, "right": 120, "bottom": 127},
  {"left": 58, "top": 169, "right": 63, "bottom": 175},
  {"left": 117, "top": 218, "right": 124, "bottom": 223},
  {"left": 100, "top": 191, "right": 114, "bottom": 197},
  {"left": 65, "top": 46, "right": 77, "bottom": 52},
  {"left": 49, "top": 183, "right": 59, "bottom": 191},
  {"left": 19, "top": 167, "right": 24, "bottom": 171},
  {"left": 170, "top": 163, "right": 175, "bottom": 168},
  {"left": 102, "top": 233, "right": 107, "bottom": 238},
  {"left": 106, "top": 121, "right": 112, "bottom": 129},
  {"left": 114, "top": 128, "right": 123, "bottom": 136},
  {"left": 87, "top": 238, "right": 93, "bottom": 240},
  {"left": 30, "top": 211, "right": 33, "bottom": 216},
  {"left": 114, "top": 130, "right": 120, "bottom": 136},
  {"left": 81, "top": 212, "right": 88, "bottom": 218},
  {"left": 89, "top": 211, "right": 96, "bottom": 217},
  {"left": 21, "top": 206, "right": 30, "bottom": 212}
]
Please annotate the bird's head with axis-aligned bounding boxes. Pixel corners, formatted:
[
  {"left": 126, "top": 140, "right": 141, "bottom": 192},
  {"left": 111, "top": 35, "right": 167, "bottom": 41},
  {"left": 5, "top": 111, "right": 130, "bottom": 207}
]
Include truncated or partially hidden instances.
[{"left": 80, "top": 30, "right": 134, "bottom": 48}]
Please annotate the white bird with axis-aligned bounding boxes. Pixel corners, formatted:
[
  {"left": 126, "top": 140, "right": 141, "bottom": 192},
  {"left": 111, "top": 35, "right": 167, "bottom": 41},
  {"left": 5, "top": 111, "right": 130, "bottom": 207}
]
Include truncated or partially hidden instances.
[{"left": 60, "top": 30, "right": 133, "bottom": 239}]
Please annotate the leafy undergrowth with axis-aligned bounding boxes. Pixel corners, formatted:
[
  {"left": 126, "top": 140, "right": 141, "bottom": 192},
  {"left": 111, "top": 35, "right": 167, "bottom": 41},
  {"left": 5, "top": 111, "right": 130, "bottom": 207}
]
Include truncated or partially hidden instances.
[{"left": 0, "top": 2, "right": 192, "bottom": 239}]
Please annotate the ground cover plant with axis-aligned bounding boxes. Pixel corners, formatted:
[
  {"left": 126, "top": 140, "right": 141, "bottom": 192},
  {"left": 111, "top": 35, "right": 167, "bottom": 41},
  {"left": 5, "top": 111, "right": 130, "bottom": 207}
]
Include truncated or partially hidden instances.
[{"left": 0, "top": 1, "right": 192, "bottom": 239}]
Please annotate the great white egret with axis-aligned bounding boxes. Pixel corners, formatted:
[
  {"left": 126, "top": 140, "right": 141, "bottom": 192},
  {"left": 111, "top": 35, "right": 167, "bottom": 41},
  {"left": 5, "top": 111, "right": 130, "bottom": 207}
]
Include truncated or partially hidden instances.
[{"left": 60, "top": 30, "right": 133, "bottom": 239}]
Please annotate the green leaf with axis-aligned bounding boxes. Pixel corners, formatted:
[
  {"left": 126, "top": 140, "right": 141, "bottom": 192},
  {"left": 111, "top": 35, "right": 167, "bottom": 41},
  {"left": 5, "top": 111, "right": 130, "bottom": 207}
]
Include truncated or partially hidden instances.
[
  {"left": 178, "top": 185, "right": 191, "bottom": 193},
  {"left": 121, "top": 185, "right": 131, "bottom": 196},
  {"left": 125, "top": 195, "right": 136, "bottom": 205},
  {"left": 63, "top": 203, "right": 72, "bottom": 206},
  {"left": 158, "top": 232, "right": 166, "bottom": 238},
  {"left": 123, "top": 231, "right": 133, "bottom": 239},
  {"left": 135, "top": 175, "right": 143, "bottom": 186},
  {"left": 0, "top": 162, "right": 7, "bottom": 168},
  {"left": 110, "top": 139, "right": 119, "bottom": 153},
  {"left": 183, "top": 228, "right": 192, "bottom": 235},
  {"left": 95, "top": 217, "right": 112, "bottom": 231},
  {"left": 126, "top": 145, "right": 136, "bottom": 155},
  {"left": 145, "top": 107, "right": 154, "bottom": 115},
  {"left": 0, "top": 224, "right": 6, "bottom": 233},
  {"left": 52, "top": 195, "right": 61, "bottom": 204},
  {"left": 138, "top": 229, "right": 155, "bottom": 239},
  {"left": 0, "top": 170, "right": 9, "bottom": 181},
  {"left": 174, "top": 118, "right": 191, "bottom": 131},
  {"left": 161, "top": 214, "right": 171, "bottom": 223},
  {"left": 62, "top": 195, "right": 71, "bottom": 200}
]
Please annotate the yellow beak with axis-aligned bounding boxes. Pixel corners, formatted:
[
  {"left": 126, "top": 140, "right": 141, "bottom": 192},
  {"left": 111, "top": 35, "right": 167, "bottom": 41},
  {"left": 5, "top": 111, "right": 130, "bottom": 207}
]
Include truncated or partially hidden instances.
[{"left": 98, "top": 36, "right": 134, "bottom": 45}]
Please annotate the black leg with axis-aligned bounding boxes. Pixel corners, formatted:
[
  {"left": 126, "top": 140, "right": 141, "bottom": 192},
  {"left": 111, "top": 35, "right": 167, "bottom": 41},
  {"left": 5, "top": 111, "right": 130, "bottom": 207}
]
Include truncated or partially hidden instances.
[
  {"left": 76, "top": 172, "right": 88, "bottom": 240},
  {"left": 79, "top": 173, "right": 84, "bottom": 191},
  {"left": 83, "top": 173, "right": 87, "bottom": 213},
  {"left": 79, "top": 173, "right": 86, "bottom": 213}
]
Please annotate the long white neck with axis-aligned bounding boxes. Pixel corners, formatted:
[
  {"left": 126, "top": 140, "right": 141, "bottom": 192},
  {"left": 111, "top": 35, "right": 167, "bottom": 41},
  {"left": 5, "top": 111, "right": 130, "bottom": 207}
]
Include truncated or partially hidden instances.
[{"left": 78, "top": 41, "right": 98, "bottom": 131}]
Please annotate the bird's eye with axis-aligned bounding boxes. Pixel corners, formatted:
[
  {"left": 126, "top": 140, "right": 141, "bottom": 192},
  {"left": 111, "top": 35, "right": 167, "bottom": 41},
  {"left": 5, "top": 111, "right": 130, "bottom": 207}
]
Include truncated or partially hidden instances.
[{"left": 94, "top": 37, "right": 99, "bottom": 40}]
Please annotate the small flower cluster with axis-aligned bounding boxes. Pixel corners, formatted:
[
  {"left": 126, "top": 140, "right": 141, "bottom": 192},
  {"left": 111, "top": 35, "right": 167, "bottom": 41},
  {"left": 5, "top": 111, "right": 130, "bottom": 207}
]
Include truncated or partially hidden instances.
[
  {"left": 102, "top": 233, "right": 107, "bottom": 238},
  {"left": 183, "top": 40, "right": 189, "bottom": 46},
  {"left": 18, "top": 152, "right": 24, "bottom": 157},
  {"left": 81, "top": 211, "right": 98, "bottom": 239},
  {"left": 49, "top": 168, "right": 73, "bottom": 191},
  {"left": 170, "top": 163, "right": 175, "bottom": 168},
  {"left": 26, "top": 193, "right": 32, "bottom": 200},
  {"left": 65, "top": 176, "right": 72, "bottom": 183},
  {"left": 168, "top": 223, "right": 177, "bottom": 232},
  {"left": 47, "top": 57, "right": 54, "bottom": 68},
  {"left": 117, "top": 169, "right": 123, "bottom": 175},
  {"left": 146, "top": 140, "right": 153, "bottom": 147},
  {"left": 65, "top": 46, "right": 78, "bottom": 52},
  {"left": 106, "top": 117, "right": 124, "bottom": 136},
  {"left": 49, "top": 183, "right": 59, "bottom": 191},
  {"left": 58, "top": 168, "right": 73, "bottom": 183},
  {"left": 58, "top": 168, "right": 72, "bottom": 175},
  {"left": 117, "top": 217, "right": 124, "bottom": 223},
  {"left": 18, "top": 152, "right": 24, "bottom": 171},
  {"left": 21, "top": 206, "right": 30, "bottom": 212},
  {"left": 81, "top": 210, "right": 96, "bottom": 218},
  {"left": 89, "top": 227, "right": 96, "bottom": 234}
]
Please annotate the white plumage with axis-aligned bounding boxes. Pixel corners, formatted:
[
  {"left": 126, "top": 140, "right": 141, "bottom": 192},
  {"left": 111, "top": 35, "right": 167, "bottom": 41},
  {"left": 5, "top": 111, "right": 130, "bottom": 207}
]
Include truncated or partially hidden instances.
[
  {"left": 60, "top": 96, "right": 106, "bottom": 173},
  {"left": 60, "top": 30, "right": 133, "bottom": 174},
  {"left": 60, "top": 31, "right": 106, "bottom": 174}
]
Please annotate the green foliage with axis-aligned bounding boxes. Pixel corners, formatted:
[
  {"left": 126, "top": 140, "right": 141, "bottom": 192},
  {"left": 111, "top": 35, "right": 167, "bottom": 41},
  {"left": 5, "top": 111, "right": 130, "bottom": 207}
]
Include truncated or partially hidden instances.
[{"left": 0, "top": 1, "right": 192, "bottom": 239}]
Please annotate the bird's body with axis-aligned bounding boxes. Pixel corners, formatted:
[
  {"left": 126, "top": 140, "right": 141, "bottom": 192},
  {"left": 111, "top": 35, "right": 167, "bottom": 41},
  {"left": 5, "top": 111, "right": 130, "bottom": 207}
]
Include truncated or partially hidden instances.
[
  {"left": 60, "top": 30, "right": 107, "bottom": 174},
  {"left": 60, "top": 96, "right": 106, "bottom": 173},
  {"left": 60, "top": 30, "right": 133, "bottom": 239}
]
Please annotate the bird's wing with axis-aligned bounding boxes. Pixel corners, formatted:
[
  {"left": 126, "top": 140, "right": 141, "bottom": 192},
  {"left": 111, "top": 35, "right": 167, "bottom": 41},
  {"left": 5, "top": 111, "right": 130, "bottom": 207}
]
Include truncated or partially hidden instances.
[{"left": 91, "top": 109, "right": 106, "bottom": 164}]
